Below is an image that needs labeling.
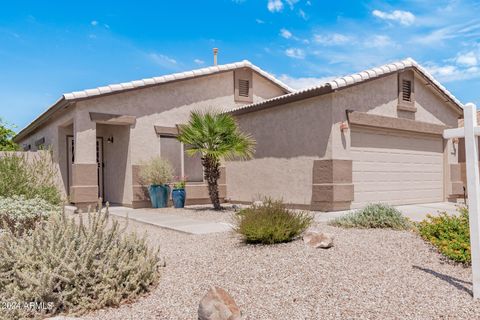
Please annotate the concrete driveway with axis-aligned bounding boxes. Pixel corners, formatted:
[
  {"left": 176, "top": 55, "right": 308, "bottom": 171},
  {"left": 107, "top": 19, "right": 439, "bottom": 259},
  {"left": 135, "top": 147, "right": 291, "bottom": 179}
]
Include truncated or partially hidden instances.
[{"left": 314, "top": 202, "right": 463, "bottom": 223}]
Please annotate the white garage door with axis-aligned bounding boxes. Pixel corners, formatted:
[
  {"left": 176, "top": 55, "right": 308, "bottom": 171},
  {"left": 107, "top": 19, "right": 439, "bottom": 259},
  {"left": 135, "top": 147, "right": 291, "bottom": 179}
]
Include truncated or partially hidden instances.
[{"left": 351, "top": 127, "right": 444, "bottom": 208}]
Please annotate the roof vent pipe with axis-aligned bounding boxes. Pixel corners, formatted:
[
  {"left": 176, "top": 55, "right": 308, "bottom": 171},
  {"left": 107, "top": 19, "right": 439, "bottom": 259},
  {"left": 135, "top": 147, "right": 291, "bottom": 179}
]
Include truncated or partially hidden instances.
[{"left": 213, "top": 48, "right": 218, "bottom": 66}]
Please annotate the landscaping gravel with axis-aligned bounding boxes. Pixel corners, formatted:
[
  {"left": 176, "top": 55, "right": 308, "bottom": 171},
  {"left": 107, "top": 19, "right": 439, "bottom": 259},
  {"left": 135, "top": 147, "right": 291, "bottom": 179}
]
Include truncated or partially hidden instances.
[{"left": 83, "top": 211, "right": 480, "bottom": 320}]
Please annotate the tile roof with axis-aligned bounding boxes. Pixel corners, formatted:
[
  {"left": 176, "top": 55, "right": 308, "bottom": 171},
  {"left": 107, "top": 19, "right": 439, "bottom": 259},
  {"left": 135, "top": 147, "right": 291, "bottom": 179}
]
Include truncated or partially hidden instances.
[
  {"left": 63, "top": 60, "right": 293, "bottom": 100},
  {"left": 228, "top": 58, "right": 464, "bottom": 115},
  {"left": 15, "top": 60, "right": 293, "bottom": 141}
]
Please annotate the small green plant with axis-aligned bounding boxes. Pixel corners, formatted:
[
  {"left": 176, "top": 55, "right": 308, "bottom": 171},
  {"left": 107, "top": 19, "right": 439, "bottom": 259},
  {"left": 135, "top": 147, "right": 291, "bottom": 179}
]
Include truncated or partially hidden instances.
[
  {"left": 0, "top": 195, "right": 59, "bottom": 234},
  {"left": 172, "top": 176, "right": 186, "bottom": 189},
  {"left": 0, "top": 205, "right": 161, "bottom": 319},
  {"left": 417, "top": 207, "right": 470, "bottom": 264},
  {"left": 234, "top": 198, "right": 313, "bottom": 244},
  {"left": 329, "top": 203, "right": 411, "bottom": 230},
  {"left": 0, "top": 151, "right": 62, "bottom": 205},
  {"left": 139, "top": 157, "right": 174, "bottom": 186}
]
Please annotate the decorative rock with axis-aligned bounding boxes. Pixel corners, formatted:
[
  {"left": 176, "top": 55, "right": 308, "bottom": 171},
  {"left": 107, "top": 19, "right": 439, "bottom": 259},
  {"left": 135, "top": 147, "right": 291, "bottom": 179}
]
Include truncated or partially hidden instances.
[
  {"left": 303, "top": 231, "right": 334, "bottom": 249},
  {"left": 252, "top": 200, "right": 263, "bottom": 206},
  {"left": 198, "top": 286, "right": 242, "bottom": 320}
]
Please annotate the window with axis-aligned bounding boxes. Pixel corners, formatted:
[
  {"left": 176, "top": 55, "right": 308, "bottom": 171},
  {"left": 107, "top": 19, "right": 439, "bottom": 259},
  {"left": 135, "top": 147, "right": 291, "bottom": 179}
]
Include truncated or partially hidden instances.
[
  {"left": 160, "top": 136, "right": 182, "bottom": 177},
  {"left": 159, "top": 133, "right": 203, "bottom": 182}
]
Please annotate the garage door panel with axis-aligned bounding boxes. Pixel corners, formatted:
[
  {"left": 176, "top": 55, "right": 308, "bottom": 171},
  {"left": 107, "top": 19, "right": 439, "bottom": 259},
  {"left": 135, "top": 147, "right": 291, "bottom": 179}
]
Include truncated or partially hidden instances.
[{"left": 351, "top": 128, "right": 444, "bottom": 208}]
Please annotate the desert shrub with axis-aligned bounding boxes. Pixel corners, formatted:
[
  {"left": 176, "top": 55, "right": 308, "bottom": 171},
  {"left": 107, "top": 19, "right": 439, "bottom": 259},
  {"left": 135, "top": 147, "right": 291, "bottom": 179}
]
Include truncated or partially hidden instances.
[
  {"left": 0, "top": 151, "right": 62, "bottom": 205},
  {"left": 139, "top": 156, "right": 174, "bottom": 185},
  {"left": 234, "top": 198, "right": 313, "bottom": 244},
  {"left": 0, "top": 205, "right": 161, "bottom": 319},
  {"left": 329, "top": 203, "right": 411, "bottom": 230},
  {"left": 417, "top": 207, "right": 470, "bottom": 264},
  {"left": 0, "top": 195, "right": 59, "bottom": 234}
]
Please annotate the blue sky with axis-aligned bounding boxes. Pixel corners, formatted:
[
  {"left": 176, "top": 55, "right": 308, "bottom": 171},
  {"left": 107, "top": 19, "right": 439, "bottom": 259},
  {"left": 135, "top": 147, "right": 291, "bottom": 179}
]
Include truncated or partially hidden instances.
[{"left": 1, "top": 0, "right": 480, "bottom": 131}]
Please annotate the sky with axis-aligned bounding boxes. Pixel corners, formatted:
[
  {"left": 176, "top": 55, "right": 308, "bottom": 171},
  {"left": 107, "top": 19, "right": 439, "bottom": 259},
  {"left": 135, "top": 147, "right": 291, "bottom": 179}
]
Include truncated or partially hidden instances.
[{"left": 1, "top": 0, "right": 480, "bottom": 131}]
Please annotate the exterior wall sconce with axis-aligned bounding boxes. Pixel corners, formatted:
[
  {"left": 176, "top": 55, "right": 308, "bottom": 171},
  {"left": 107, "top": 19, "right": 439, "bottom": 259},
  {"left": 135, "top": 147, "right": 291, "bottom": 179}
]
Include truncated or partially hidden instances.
[
  {"left": 452, "top": 137, "right": 459, "bottom": 144},
  {"left": 107, "top": 136, "right": 114, "bottom": 144},
  {"left": 340, "top": 121, "right": 349, "bottom": 132}
]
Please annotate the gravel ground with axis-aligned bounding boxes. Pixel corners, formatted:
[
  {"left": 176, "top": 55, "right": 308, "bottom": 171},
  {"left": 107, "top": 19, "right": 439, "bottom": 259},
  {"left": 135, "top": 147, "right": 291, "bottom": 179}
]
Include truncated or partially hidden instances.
[{"left": 82, "top": 211, "right": 480, "bottom": 320}]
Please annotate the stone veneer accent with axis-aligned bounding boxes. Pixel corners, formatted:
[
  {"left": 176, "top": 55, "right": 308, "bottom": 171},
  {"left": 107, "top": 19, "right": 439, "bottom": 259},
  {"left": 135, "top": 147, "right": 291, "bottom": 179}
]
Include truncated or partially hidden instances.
[
  {"left": 131, "top": 165, "right": 227, "bottom": 208},
  {"left": 311, "top": 159, "right": 354, "bottom": 211},
  {"left": 70, "top": 163, "right": 99, "bottom": 209}
]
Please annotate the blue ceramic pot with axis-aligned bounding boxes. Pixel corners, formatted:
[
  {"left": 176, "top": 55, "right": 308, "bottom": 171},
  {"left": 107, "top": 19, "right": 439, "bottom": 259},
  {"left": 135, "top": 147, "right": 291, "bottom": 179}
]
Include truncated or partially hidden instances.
[
  {"left": 172, "top": 188, "right": 186, "bottom": 208},
  {"left": 148, "top": 184, "right": 171, "bottom": 208}
]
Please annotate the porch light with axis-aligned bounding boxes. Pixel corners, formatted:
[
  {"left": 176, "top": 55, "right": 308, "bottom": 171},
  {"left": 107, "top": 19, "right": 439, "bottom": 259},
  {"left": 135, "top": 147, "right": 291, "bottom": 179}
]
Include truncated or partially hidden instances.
[
  {"left": 107, "top": 136, "right": 114, "bottom": 144},
  {"left": 340, "top": 121, "right": 349, "bottom": 132}
]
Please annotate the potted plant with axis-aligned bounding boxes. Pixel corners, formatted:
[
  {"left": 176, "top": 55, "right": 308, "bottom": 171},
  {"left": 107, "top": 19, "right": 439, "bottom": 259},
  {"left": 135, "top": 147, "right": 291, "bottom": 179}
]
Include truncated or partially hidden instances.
[
  {"left": 139, "top": 157, "right": 174, "bottom": 208},
  {"left": 172, "top": 177, "right": 186, "bottom": 208}
]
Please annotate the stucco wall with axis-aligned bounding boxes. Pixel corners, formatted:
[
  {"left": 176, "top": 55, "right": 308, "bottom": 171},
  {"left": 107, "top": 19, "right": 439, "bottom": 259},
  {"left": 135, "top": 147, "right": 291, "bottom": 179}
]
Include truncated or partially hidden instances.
[
  {"left": 17, "top": 68, "right": 287, "bottom": 206},
  {"left": 227, "top": 95, "right": 333, "bottom": 205},
  {"left": 16, "top": 108, "right": 75, "bottom": 197},
  {"left": 228, "top": 70, "right": 461, "bottom": 208}
]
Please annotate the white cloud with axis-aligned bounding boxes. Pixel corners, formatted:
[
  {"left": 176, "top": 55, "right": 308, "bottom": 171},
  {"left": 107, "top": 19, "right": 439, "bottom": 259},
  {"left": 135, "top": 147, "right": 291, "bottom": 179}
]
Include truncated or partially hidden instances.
[
  {"left": 148, "top": 53, "right": 178, "bottom": 69},
  {"left": 313, "top": 33, "right": 350, "bottom": 45},
  {"left": 268, "top": 0, "right": 283, "bottom": 12},
  {"left": 456, "top": 51, "right": 478, "bottom": 66},
  {"left": 278, "top": 74, "right": 334, "bottom": 89},
  {"left": 299, "top": 9, "right": 307, "bottom": 20},
  {"left": 366, "top": 35, "right": 395, "bottom": 48},
  {"left": 372, "top": 9, "right": 415, "bottom": 26},
  {"left": 280, "top": 28, "right": 292, "bottom": 39},
  {"left": 425, "top": 61, "right": 480, "bottom": 82},
  {"left": 285, "top": 0, "right": 299, "bottom": 9},
  {"left": 90, "top": 20, "right": 98, "bottom": 26},
  {"left": 285, "top": 48, "right": 305, "bottom": 59},
  {"left": 194, "top": 58, "right": 205, "bottom": 65},
  {"left": 256, "top": 18, "right": 265, "bottom": 24}
]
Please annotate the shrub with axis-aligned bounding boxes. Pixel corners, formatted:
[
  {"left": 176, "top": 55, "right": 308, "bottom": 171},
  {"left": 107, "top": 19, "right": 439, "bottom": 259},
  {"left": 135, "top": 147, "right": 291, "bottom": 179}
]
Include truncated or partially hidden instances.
[
  {"left": 0, "top": 151, "right": 62, "bottom": 205},
  {"left": 329, "top": 203, "right": 411, "bottom": 230},
  {"left": 417, "top": 207, "right": 470, "bottom": 264},
  {"left": 0, "top": 195, "right": 59, "bottom": 234},
  {"left": 0, "top": 205, "right": 161, "bottom": 319},
  {"left": 139, "top": 156, "right": 174, "bottom": 185},
  {"left": 234, "top": 198, "right": 313, "bottom": 244}
]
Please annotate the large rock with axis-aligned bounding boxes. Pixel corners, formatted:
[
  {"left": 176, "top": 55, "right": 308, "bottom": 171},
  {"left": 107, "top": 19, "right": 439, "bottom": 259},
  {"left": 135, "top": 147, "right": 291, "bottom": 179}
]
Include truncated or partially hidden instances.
[
  {"left": 198, "top": 286, "right": 241, "bottom": 320},
  {"left": 303, "top": 230, "right": 334, "bottom": 249}
]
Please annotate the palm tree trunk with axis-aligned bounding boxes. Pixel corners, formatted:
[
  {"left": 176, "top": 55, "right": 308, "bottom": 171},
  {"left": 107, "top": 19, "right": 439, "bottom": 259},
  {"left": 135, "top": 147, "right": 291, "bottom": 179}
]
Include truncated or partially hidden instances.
[{"left": 202, "top": 156, "right": 221, "bottom": 210}]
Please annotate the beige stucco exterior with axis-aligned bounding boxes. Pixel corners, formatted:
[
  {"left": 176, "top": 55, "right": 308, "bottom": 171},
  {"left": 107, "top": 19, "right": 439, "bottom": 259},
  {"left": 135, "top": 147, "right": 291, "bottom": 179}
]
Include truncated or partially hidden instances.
[
  {"left": 227, "top": 69, "right": 462, "bottom": 210},
  {"left": 16, "top": 67, "right": 288, "bottom": 208},
  {"left": 15, "top": 61, "right": 463, "bottom": 211}
]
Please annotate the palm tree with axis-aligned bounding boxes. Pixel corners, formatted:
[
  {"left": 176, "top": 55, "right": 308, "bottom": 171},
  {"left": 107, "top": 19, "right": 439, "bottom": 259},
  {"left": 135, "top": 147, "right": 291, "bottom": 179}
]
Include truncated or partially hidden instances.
[{"left": 177, "top": 110, "right": 255, "bottom": 210}]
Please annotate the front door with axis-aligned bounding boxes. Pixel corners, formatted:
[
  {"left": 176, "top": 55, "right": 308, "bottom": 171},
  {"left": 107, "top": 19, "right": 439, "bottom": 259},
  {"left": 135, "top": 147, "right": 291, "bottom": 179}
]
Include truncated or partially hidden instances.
[{"left": 67, "top": 136, "right": 104, "bottom": 200}]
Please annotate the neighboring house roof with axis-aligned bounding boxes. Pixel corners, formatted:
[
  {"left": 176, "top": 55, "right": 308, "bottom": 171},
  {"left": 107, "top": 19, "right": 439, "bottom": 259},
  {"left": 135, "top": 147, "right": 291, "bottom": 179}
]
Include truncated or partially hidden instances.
[
  {"left": 14, "top": 60, "right": 293, "bottom": 142},
  {"left": 228, "top": 58, "right": 464, "bottom": 116}
]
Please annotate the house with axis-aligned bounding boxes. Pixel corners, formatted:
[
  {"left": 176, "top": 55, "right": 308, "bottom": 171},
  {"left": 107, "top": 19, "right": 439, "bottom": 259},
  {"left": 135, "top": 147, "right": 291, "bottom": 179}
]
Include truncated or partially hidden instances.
[
  {"left": 14, "top": 61, "right": 292, "bottom": 209},
  {"left": 224, "top": 58, "right": 463, "bottom": 211},
  {"left": 15, "top": 57, "right": 464, "bottom": 211}
]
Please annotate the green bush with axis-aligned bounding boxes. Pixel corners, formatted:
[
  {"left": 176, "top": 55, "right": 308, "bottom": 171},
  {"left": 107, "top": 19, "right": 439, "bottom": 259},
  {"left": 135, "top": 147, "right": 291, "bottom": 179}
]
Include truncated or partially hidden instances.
[
  {"left": 0, "top": 205, "right": 161, "bottom": 319},
  {"left": 234, "top": 198, "right": 313, "bottom": 244},
  {"left": 0, "top": 195, "right": 59, "bottom": 234},
  {"left": 329, "top": 203, "right": 411, "bottom": 230},
  {"left": 417, "top": 207, "right": 470, "bottom": 264},
  {"left": 0, "top": 151, "right": 62, "bottom": 205}
]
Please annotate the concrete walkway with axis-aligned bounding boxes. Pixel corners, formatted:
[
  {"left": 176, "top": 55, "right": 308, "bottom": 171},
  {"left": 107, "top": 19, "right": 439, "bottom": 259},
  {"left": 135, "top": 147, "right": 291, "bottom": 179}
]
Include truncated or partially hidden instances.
[
  {"left": 314, "top": 202, "right": 461, "bottom": 223},
  {"left": 107, "top": 206, "right": 233, "bottom": 235}
]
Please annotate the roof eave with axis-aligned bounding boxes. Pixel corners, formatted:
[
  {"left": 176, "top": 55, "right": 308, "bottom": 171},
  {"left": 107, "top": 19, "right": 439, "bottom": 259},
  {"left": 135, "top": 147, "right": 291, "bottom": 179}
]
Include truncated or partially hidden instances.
[{"left": 13, "top": 97, "right": 69, "bottom": 143}]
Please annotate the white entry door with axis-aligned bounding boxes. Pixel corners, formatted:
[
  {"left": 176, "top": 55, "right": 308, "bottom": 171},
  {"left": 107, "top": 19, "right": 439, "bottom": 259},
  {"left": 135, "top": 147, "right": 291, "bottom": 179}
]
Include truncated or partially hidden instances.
[
  {"left": 67, "top": 137, "right": 104, "bottom": 200},
  {"left": 351, "top": 127, "right": 444, "bottom": 208}
]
